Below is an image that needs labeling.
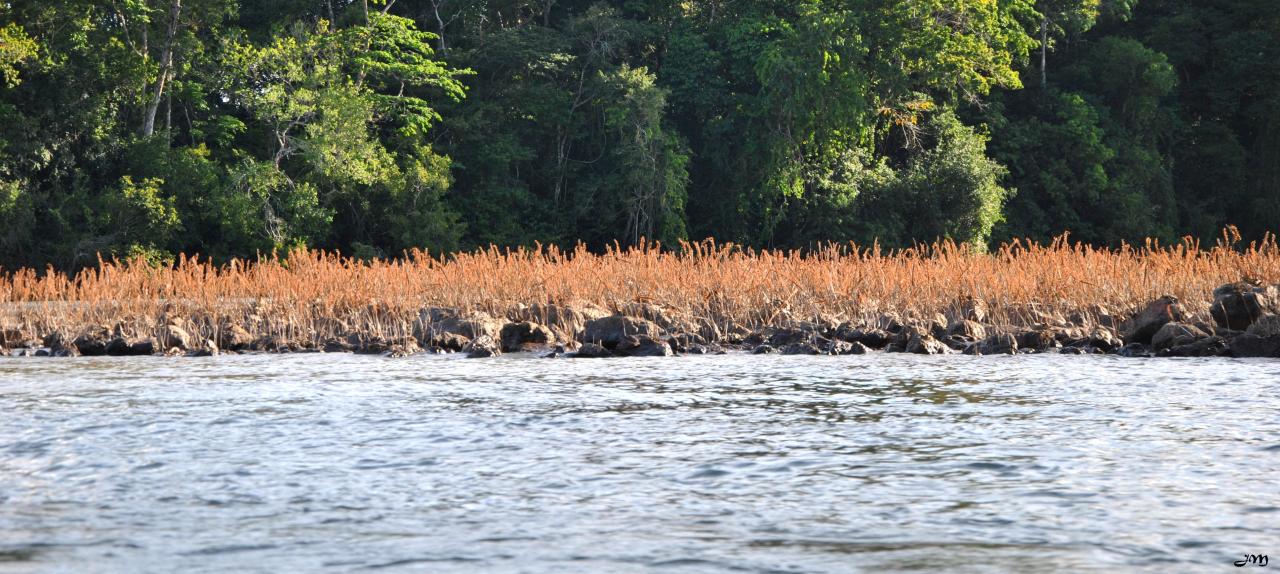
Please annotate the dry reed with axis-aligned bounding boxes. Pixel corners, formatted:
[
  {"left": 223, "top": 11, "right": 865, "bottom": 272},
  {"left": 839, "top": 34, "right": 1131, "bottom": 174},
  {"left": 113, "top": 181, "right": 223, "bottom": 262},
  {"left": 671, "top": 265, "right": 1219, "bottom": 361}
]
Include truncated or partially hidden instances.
[{"left": 1, "top": 228, "right": 1277, "bottom": 350}]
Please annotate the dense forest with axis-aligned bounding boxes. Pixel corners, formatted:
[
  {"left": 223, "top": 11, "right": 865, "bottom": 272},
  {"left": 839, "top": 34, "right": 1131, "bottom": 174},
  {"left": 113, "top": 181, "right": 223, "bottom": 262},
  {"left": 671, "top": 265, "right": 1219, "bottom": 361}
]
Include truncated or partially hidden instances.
[{"left": 0, "top": 0, "right": 1276, "bottom": 268}]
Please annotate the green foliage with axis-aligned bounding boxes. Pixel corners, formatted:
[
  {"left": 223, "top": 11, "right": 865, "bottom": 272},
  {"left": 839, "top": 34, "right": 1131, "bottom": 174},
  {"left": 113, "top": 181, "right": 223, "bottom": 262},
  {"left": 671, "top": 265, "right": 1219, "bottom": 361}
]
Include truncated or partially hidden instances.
[{"left": 0, "top": 0, "right": 1274, "bottom": 269}]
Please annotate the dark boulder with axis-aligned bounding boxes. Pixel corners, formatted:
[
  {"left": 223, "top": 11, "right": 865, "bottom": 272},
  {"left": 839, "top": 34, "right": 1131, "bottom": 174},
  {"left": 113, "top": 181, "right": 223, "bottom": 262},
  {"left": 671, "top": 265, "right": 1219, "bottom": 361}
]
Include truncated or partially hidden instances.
[
  {"left": 905, "top": 333, "right": 949, "bottom": 355},
  {"left": 1151, "top": 322, "right": 1209, "bottom": 352},
  {"left": 386, "top": 337, "right": 421, "bottom": 358},
  {"left": 1210, "top": 283, "right": 1278, "bottom": 331},
  {"left": 574, "top": 343, "right": 613, "bottom": 358},
  {"left": 1246, "top": 314, "right": 1280, "bottom": 338},
  {"left": 833, "top": 324, "right": 891, "bottom": 349},
  {"left": 323, "top": 338, "right": 356, "bottom": 353},
  {"left": 767, "top": 327, "right": 816, "bottom": 348},
  {"left": 42, "top": 332, "right": 76, "bottom": 357},
  {"left": 978, "top": 333, "right": 1018, "bottom": 355},
  {"left": 752, "top": 345, "right": 777, "bottom": 355},
  {"left": 500, "top": 321, "right": 556, "bottom": 352},
  {"left": 947, "top": 320, "right": 987, "bottom": 341},
  {"left": 823, "top": 339, "right": 865, "bottom": 355},
  {"left": 105, "top": 337, "right": 154, "bottom": 356},
  {"left": 464, "top": 335, "right": 502, "bottom": 358},
  {"left": 73, "top": 328, "right": 111, "bottom": 356},
  {"left": 781, "top": 341, "right": 823, "bottom": 355},
  {"left": 581, "top": 315, "right": 663, "bottom": 349},
  {"left": 943, "top": 336, "right": 971, "bottom": 351},
  {"left": 1229, "top": 334, "right": 1280, "bottom": 358},
  {"left": 615, "top": 335, "right": 673, "bottom": 357},
  {"left": 1159, "top": 336, "right": 1228, "bottom": 358},
  {"left": 1016, "top": 329, "right": 1058, "bottom": 352},
  {"left": 416, "top": 308, "right": 503, "bottom": 343},
  {"left": 350, "top": 334, "right": 390, "bottom": 354},
  {"left": 1085, "top": 328, "right": 1122, "bottom": 353},
  {"left": 840, "top": 340, "right": 870, "bottom": 355},
  {"left": 218, "top": 324, "right": 254, "bottom": 351},
  {"left": 668, "top": 332, "right": 708, "bottom": 353},
  {"left": 429, "top": 332, "right": 470, "bottom": 352},
  {"left": 1120, "top": 296, "right": 1185, "bottom": 344},
  {"left": 160, "top": 324, "right": 193, "bottom": 351},
  {"left": 251, "top": 335, "right": 295, "bottom": 353}
]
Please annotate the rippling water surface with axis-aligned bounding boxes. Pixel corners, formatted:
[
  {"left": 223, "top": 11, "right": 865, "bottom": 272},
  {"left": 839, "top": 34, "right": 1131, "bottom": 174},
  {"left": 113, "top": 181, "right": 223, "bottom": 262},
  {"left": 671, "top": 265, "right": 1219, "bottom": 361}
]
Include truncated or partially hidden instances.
[{"left": 1, "top": 353, "right": 1278, "bottom": 573}]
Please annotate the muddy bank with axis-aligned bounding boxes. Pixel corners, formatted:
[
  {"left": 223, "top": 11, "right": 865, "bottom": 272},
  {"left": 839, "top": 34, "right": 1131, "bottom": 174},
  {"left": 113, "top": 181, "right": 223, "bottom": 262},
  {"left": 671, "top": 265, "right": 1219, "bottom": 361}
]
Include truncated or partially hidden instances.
[{"left": 2, "top": 282, "right": 1278, "bottom": 360}]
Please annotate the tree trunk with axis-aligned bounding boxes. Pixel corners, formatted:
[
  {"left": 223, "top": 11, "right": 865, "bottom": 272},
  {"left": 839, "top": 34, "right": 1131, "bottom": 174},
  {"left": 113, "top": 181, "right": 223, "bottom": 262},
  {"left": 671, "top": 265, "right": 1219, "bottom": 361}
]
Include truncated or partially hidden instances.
[
  {"left": 1040, "top": 16, "right": 1048, "bottom": 88},
  {"left": 142, "top": 0, "right": 182, "bottom": 137}
]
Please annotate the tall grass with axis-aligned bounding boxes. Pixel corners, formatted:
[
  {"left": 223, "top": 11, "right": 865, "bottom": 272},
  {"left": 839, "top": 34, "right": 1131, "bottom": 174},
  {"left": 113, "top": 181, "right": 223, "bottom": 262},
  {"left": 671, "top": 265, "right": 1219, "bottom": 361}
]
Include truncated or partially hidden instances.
[{"left": 2, "top": 229, "right": 1277, "bottom": 347}]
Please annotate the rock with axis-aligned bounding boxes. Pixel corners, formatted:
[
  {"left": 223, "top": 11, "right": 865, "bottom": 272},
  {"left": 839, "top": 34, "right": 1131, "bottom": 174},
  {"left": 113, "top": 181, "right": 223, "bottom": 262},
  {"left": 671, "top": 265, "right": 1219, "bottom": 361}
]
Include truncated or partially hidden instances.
[
  {"left": 1059, "top": 346, "right": 1084, "bottom": 355},
  {"left": 752, "top": 345, "right": 777, "bottom": 355},
  {"left": 350, "top": 334, "right": 390, "bottom": 354},
  {"left": 161, "top": 324, "right": 193, "bottom": 351},
  {"left": 73, "top": 328, "right": 111, "bottom": 356},
  {"left": 105, "top": 337, "right": 154, "bottom": 356},
  {"left": 615, "top": 335, "right": 673, "bottom": 357},
  {"left": 387, "top": 337, "right": 421, "bottom": 358},
  {"left": 1229, "top": 334, "right": 1280, "bottom": 358},
  {"left": 781, "top": 342, "right": 823, "bottom": 355},
  {"left": 1085, "top": 328, "right": 1122, "bottom": 352},
  {"left": 978, "top": 333, "right": 1018, "bottom": 355},
  {"left": 429, "top": 332, "right": 470, "bottom": 352},
  {"left": 1120, "top": 296, "right": 1185, "bottom": 344},
  {"left": 416, "top": 308, "right": 504, "bottom": 343},
  {"left": 541, "top": 344, "right": 574, "bottom": 358},
  {"left": 947, "top": 320, "right": 987, "bottom": 341},
  {"left": 1210, "top": 282, "right": 1278, "bottom": 331},
  {"left": 668, "top": 332, "right": 708, "bottom": 353},
  {"left": 1118, "top": 342, "right": 1150, "bottom": 358},
  {"left": 833, "top": 324, "right": 891, "bottom": 349},
  {"left": 323, "top": 338, "right": 356, "bottom": 353},
  {"left": 574, "top": 343, "right": 613, "bottom": 358},
  {"left": 839, "top": 340, "right": 870, "bottom": 355},
  {"left": 927, "top": 314, "right": 950, "bottom": 341},
  {"left": 1151, "top": 322, "right": 1209, "bottom": 352},
  {"left": 518, "top": 303, "right": 611, "bottom": 341},
  {"left": 581, "top": 315, "right": 663, "bottom": 349},
  {"left": 767, "top": 327, "right": 815, "bottom": 348},
  {"left": 1016, "top": 329, "right": 1057, "bottom": 352},
  {"left": 219, "top": 324, "right": 254, "bottom": 351},
  {"left": 877, "top": 313, "right": 906, "bottom": 334},
  {"left": 464, "top": 335, "right": 502, "bottom": 358},
  {"left": 500, "top": 321, "right": 556, "bottom": 352},
  {"left": 252, "top": 335, "right": 294, "bottom": 353},
  {"left": 943, "top": 336, "right": 971, "bottom": 351},
  {"left": 680, "top": 343, "right": 722, "bottom": 355},
  {"left": 822, "top": 339, "right": 858, "bottom": 355},
  {"left": 1246, "top": 314, "right": 1280, "bottom": 338},
  {"left": 1159, "top": 336, "right": 1228, "bottom": 358},
  {"left": 905, "top": 333, "right": 949, "bottom": 355}
]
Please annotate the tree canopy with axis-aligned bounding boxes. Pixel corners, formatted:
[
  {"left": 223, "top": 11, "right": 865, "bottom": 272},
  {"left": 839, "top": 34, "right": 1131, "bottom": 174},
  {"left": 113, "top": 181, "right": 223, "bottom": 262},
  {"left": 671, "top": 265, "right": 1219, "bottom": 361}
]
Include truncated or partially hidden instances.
[{"left": 0, "top": 0, "right": 1275, "bottom": 268}]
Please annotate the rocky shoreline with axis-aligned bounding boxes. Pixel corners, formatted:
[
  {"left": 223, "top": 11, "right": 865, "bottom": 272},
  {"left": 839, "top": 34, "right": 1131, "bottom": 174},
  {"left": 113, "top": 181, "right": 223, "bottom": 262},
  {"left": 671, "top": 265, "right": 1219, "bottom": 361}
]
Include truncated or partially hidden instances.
[{"left": 2, "top": 282, "right": 1278, "bottom": 360}]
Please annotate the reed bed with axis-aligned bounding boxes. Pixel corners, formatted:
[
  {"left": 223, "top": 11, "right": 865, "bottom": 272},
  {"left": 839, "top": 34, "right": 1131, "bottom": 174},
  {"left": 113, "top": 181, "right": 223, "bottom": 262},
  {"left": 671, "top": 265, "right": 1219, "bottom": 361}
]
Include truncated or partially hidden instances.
[{"left": 1, "top": 229, "right": 1278, "bottom": 350}]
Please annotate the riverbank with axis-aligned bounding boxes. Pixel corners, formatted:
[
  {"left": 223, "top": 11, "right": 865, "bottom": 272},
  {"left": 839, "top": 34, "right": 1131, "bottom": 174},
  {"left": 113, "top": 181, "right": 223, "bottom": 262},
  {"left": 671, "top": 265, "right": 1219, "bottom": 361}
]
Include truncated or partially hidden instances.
[{"left": 2, "top": 236, "right": 1279, "bottom": 359}]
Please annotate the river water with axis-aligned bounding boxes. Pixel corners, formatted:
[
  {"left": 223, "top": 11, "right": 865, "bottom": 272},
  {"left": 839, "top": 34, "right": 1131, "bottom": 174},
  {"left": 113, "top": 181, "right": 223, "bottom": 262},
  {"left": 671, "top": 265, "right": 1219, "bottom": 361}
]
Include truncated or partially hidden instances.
[{"left": 0, "top": 353, "right": 1277, "bottom": 573}]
